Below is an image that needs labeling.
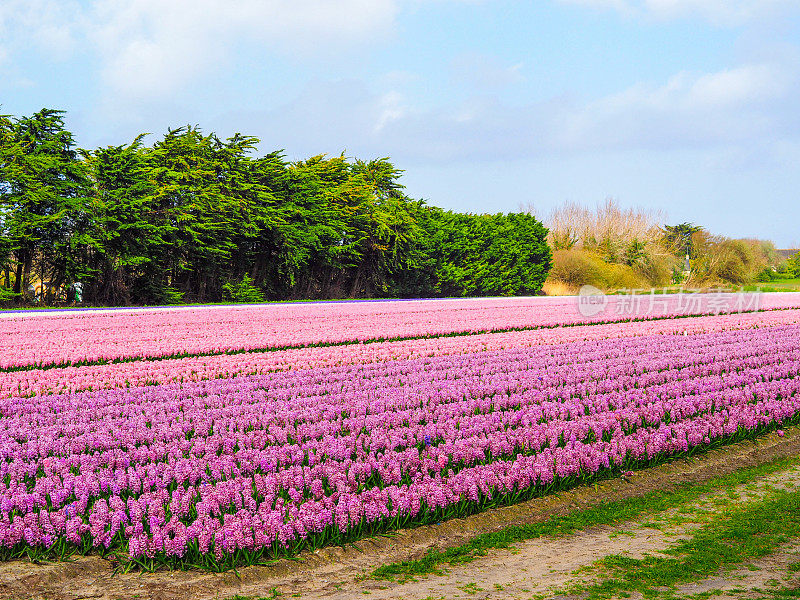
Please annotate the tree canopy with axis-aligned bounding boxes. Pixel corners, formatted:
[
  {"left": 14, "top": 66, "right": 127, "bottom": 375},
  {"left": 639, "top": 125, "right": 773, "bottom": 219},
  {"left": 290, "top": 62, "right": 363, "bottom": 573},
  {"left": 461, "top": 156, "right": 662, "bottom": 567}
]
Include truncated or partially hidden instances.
[{"left": 0, "top": 109, "right": 552, "bottom": 306}]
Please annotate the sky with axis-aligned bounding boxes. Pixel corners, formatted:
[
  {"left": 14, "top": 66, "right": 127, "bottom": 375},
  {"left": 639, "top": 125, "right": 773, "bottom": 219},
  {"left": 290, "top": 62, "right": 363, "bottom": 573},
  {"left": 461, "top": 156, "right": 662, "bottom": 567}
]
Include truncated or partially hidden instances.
[{"left": 1, "top": 0, "right": 799, "bottom": 246}]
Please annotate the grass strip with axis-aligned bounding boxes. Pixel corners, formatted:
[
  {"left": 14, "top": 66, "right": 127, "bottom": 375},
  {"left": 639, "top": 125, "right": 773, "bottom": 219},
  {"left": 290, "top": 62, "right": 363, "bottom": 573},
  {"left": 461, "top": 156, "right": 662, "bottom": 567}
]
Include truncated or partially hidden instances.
[
  {"left": 575, "top": 482, "right": 800, "bottom": 598},
  {"left": 371, "top": 455, "right": 799, "bottom": 582},
  {"left": 2, "top": 307, "right": 788, "bottom": 373}
]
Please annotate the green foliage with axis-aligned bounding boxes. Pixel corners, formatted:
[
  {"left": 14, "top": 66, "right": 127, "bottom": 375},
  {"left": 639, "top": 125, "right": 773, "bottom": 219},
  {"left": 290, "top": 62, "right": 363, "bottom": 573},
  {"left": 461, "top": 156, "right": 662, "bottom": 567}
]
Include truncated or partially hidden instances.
[
  {"left": 789, "top": 251, "right": 800, "bottom": 278},
  {"left": 80, "top": 136, "right": 163, "bottom": 305},
  {"left": 222, "top": 275, "right": 266, "bottom": 303},
  {"left": 623, "top": 239, "right": 647, "bottom": 267},
  {"left": 401, "top": 209, "right": 551, "bottom": 297},
  {"left": 150, "top": 285, "right": 185, "bottom": 306},
  {"left": 0, "top": 287, "right": 18, "bottom": 303},
  {"left": 663, "top": 222, "right": 702, "bottom": 257},
  {"left": 0, "top": 108, "right": 553, "bottom": 306},
  {"left": 687, "top": 234, "right": 777, "bottom": 287},
  {"left": 756, "top": 267, "right": 776, "bottom": 282},
  {"left": 582, "top": 485, "right": 800, "bottom": 599},
  {"left": 0, "top": 108, "right": 90, "bottom": 303}
]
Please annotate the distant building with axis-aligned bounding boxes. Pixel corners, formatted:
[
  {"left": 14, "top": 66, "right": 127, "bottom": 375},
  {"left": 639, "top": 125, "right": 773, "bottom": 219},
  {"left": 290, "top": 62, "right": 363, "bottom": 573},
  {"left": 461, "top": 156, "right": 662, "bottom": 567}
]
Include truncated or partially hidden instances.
[{"left": 777, "top": 249, "right": 799, "bottom": 260}]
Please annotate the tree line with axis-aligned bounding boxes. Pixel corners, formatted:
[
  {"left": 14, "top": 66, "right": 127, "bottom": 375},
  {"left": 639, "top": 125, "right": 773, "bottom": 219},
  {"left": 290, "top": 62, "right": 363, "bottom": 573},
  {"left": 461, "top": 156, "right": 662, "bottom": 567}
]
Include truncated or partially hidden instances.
[{"left": 0, "top": 109, "right": 551, "bottom": 306}]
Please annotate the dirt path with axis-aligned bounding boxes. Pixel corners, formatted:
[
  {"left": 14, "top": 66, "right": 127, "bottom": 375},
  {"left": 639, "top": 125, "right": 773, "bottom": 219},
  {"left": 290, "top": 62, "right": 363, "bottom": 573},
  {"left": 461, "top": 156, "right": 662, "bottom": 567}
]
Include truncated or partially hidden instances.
[
  {"left": 670, "top": 540, "right": 800, "bottom": 599},
  {"left": 339, "top": 455, "right": 800, "bottom": 600},
  {"left": 1, "top": 428, "right": 799, "bottom": 600}
]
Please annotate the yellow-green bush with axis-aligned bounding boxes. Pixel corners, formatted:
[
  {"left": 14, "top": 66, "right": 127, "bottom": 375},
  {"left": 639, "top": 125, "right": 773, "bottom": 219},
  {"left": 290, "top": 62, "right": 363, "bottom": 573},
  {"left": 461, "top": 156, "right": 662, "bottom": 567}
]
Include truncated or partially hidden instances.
[
  {"left": 549, "top": 249, "right": 650, "bottom": 291},
  {"left": 688, "top": 235, "right": 777, "bottom": 286},
  {"left": 631, "top": 252, "right": 676, "bottom": 287},
  {"left": 603, "top": 262, "right": 649, "bottom": 290}
]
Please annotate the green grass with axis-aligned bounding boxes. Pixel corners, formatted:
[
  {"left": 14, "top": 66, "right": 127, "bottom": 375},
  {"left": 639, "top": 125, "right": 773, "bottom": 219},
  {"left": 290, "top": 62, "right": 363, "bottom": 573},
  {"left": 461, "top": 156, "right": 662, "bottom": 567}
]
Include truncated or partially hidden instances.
[
  {"left": 760, "top": 589, "right": 800, "bottom": 599},
  {"left": 604, "top": 283, "right": 800, "bottom": 295},
  {"left": 743, "top": 279, "right": 800, "bottom": 293},
  {"left": 370, "top": 455, "right": 799, "bottom": 582},
  {"left": 573, "top": 484, "right": 800, "bottom": 599},
  {"left": 227, "top": 590, "right": 283, "bottom": 600}
]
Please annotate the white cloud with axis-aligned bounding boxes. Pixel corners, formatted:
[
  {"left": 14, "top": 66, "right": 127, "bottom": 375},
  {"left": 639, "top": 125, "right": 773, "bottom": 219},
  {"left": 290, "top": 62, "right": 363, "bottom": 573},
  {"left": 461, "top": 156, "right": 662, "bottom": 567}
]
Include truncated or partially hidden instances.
[
  {"left": 374, "top": 91, "right": 408, "bottom": 133},
  {"left": 87, "top": 0, "right": 399, "bottom": 98},
  {"left": 558, "top": 62, "right": 794, "bottom": 150},
  {"left": 2, "top": 0, "right": 496, "bottom": 101},
  {"left": 685, "top": 64, "right": 787, "bottom": 107},
  {"left": 3, "top": 0, "right": 796, "bottom": 171},
  {"left": 0, "top": 0, "right": 80, "bottom": 59},
  {"left": 0, "top": 0, "right": 401, "bottom": 99},
  {"left": 234, "top": 60, "right": 797, "bottom": 164},
  {"left": 590, "top": 63, "right": 787, "bottom": 113},
  {"left": 559, "top": 0, "right": 797, "bottom": 25}
]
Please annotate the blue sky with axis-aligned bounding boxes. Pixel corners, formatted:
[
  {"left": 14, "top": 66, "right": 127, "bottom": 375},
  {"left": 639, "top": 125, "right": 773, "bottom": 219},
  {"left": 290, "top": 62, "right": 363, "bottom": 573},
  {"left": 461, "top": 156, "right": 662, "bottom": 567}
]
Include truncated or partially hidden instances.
[{"left": 1, "top": 0, "right": 799, "bottom": 246}]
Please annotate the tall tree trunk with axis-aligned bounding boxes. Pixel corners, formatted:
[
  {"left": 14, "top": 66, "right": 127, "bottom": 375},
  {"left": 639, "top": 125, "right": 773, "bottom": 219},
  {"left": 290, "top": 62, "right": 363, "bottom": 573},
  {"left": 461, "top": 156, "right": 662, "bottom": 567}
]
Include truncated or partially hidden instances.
[
  {"left": 12, "top": 261, "right": 23, "bottom": 297},
  {"left": 12, "top": 247, "right": 32, "bottom": 302},
  {"left": 349, "top": 263, "right": 364, "bottom": 298}
]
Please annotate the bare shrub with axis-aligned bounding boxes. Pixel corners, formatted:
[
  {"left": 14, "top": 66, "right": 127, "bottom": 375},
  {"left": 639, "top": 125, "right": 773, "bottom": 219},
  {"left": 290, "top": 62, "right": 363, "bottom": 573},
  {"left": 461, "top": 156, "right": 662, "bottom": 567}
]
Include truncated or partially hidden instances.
[
  {"left": 542, "top": 199, "right": 674, "bottom": 289},
  {"left": 546, "top": 199, "right": 664, "bottom": 256}
]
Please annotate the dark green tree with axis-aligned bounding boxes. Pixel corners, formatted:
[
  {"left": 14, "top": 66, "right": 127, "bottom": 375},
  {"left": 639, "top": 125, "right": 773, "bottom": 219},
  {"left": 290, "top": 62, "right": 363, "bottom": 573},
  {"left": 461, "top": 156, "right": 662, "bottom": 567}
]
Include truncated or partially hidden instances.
[
  {"left": 0, "top": 114, "right": 16, "bottom": 302},
  {"left": 394, "top": 208, "right": 551, "bottom": 297},
  {"left": 664, "top": 223, "right": 702, "bottom": 258},
  {"left": 81, "top": 136, "right": 165, "bottom": 305},
  {"left": 0, "top": 108, "right": 555, "bottom": 305},
  {"left": 145, "top": 127, "right": 269, "bottom": 302},
  {"left": 0, "top": 108, "right": 89, "bottom": 303}
]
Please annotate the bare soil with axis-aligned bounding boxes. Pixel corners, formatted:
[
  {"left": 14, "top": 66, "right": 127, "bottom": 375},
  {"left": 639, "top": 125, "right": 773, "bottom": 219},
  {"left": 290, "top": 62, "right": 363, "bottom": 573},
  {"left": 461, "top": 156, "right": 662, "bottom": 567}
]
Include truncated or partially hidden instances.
[
  {"left": 672, "top": 540, "right": 800, "bottom": 599},
  {"left": 345, "top": 450, "right": 800, "bottom": 600},
  {"left": 1, "top": 428, "right": 799, "bottom": 600}
]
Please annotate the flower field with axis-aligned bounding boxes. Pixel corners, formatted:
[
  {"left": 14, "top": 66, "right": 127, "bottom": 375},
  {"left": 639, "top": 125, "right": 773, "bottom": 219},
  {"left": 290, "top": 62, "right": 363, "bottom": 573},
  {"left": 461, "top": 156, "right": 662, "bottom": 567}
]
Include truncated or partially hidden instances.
[
  {"left": 1, "top": 294, "right": 800, "bottom": 571},
  {"left": 3, "top": 292, "right": 796, "bottom": 370}
]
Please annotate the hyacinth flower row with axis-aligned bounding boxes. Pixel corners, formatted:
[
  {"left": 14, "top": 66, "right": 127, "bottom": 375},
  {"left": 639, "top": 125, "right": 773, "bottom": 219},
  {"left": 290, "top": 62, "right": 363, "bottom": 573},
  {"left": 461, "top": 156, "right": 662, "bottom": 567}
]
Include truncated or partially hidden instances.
[
  {"left": 0, "top": 324, "right": 798, "bottom": 569},
  {"left": 3, "top": 308, "right": 800, "bottom": 400},
  {"left": 2, "top": 292, "right": 796, "bottom": 370}
]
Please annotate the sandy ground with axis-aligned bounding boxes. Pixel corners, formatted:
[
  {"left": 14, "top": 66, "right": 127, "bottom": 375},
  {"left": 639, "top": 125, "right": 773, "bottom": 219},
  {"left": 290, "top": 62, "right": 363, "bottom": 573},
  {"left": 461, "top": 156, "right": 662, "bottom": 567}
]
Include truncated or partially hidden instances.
[
  {"left": 338, "top": 455, "right": 800, "bottom": 600},
  {"left": 0, "top": 428, "right": 798, "bottom": 600},
  {"left": 671, "top": 540, "right": 800, "bottom": 600}
]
